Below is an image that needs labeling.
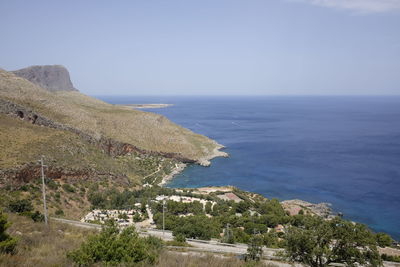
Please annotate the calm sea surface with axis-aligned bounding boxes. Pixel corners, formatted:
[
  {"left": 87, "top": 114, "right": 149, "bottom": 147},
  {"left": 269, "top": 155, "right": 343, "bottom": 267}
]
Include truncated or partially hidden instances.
[{"left": 97, "top": 96, "right": 400, "bottom": 239}]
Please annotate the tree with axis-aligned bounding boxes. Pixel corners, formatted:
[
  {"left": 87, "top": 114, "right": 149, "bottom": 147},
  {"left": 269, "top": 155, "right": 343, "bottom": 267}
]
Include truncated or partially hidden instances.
[
  {"left": 285, "top": 216, "right": 382, "bottom": 267},
  {"left": 67, "top": 221, "right": 163, "bottom": 265},
  {"left": 375, "top": 233, "right": 392, "bottom": 247},
  {"left": 221, "top": 224, "right": 235, "bottom": 244},
  {"left": 205, "top": 202, "right": 212, "bottom": 214},
  {"left": 172, "top": 215, "right": 219, "bottom": 240},
  {"left": 246, "top": 233, "right": 263, "bottom": 261},
  {"left": 0, "top": 211, "right": 17, "bottom": 254}
]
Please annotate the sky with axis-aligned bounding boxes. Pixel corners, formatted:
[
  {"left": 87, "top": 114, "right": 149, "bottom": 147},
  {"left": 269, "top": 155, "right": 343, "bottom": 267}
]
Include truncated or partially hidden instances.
[{"left": 0, "top": 0, "right": 399, "bottom": 95}]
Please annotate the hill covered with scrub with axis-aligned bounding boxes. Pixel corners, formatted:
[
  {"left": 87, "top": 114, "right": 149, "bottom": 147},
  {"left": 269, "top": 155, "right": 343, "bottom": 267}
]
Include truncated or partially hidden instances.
[{"left": 0, "top": 66, "right": 225, "bottom": 216}]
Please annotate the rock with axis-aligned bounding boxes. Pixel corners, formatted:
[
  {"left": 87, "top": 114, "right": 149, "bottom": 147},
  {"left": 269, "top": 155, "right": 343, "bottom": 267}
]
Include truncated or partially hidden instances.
[{"left": 11, "top": 65, "right": 78, "bottom": 92}]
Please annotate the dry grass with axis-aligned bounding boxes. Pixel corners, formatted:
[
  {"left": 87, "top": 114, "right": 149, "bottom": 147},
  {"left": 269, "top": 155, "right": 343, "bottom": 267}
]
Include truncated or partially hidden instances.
[
  {"left": 0, "top": 69, "right": 218, "bottom": 161},
  {"left": 151, "top": 251, "right": 270, "bottom": 267},
  {"left": 0, "top": 213, "right": 94, "bottom": 267},
  {"left": 0, "top": 113, "right": 176, "bottom": 181},
  {"left": 0, "top": 214, "right": 274, "bottom": 267}
]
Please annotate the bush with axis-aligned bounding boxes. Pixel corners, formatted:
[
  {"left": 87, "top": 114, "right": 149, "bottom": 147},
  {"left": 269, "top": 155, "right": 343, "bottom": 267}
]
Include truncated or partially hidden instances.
[
  {"left": 382, "top": 254, "right": 400, "bottom": 263},
  {"left": 67, "top": 221, "right": 163, "bottom": 265},
  {"left": 62, "top": 184, "right": 75, "bottom": 193},
  {"left": 46, "top": 179, "right": 59, "bottom": 190},
  {"left": 0, "top": 211, "right": 18, "bottom": 254},
  {"left": 30, "top": 211, "right": 45, "bottom": 222},
  {"left": 8, "top": 199, "right": 33, "bottom": 213},
  {"left": 174, "top": 233, "right": 186, "bottom": 243},
  {"left": 376, "top": 232, "right": 392, "bottom": 247},
  {"left": 55, "top": 209, "right": 64, "bottom": 216}
]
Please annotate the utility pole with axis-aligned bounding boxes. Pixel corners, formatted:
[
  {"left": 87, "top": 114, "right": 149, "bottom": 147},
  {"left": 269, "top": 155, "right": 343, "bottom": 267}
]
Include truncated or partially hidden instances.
[
  {"left": 40, "top": 156, "right": 48, "bottom": 225},
  {"left": 226, "top": 223, "right": 231, "bottom": 242},
  {"left": 162, "top": 198, "right": 165, "bottom": 236}
]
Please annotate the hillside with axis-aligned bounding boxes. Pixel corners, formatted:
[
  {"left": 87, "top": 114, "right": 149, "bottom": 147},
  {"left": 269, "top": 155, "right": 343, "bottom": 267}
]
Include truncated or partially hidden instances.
[
  {"left": 0, "top": 67, "right": 227, "bottom": 217},
  {"left": 0, "top": 68, "right": 224, "bottom": 163}
]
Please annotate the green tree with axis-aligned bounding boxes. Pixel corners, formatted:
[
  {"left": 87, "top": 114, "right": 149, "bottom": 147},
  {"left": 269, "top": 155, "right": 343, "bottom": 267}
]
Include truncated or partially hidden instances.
[
  {"left": 285, "top": 216, "right": 382, "bottom": 267},
  {"left": 246, "top": 233, "right": 263, "bottom": 261},
  {"left": 0, "top": 211, "right": 17, "bottom": 254},
  {"left": 375, "top": 233, "right": 392, "bottom": 247},
  {"left": 205, "top": 202, "right": 212, "bottom": 214},
  {"left": 172, "top": 215, "right": 219, "bottom": 240},
  {"left": 221, "top": 224, "right": 235, "bottom": 244},
  {"left": 67, "top": 221, "right": 162, "bottom": 265}
]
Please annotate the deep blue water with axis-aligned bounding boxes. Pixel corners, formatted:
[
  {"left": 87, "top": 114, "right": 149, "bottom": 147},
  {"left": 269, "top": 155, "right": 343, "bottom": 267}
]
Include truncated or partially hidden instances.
[{"left": 97, "top": 95, "right": 400, "bottom": 240}]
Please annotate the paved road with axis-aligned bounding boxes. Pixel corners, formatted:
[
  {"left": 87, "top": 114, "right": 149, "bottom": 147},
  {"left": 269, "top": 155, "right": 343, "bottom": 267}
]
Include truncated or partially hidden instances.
[
  {"left": 51, "top": 218, "right": 399, "bottom": 267},
  {"left": 50, "top": 217, "right": 282, "bottom": 259}
]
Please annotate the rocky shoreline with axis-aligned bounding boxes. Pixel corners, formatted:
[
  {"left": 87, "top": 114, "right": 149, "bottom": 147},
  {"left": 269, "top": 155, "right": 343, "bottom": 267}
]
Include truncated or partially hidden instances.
[
  {"left": 158, "top": 163, "right": 187, "bottom": 186},
  {"left": 197, "top": 142, "right": 229, "bottom": 167},
  {"left": 159, "top": 145, "right": 336, "bottom": 219}
]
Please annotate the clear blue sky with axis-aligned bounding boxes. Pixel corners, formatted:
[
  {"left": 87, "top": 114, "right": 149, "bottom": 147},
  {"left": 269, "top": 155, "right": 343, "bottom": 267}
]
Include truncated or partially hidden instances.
[{"left": 1, "top": 0, "right": 399, "bottom": 95}]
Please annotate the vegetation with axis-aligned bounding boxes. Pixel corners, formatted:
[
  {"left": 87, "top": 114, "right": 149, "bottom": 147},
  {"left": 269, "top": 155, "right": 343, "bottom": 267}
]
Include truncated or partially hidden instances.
[
  {"left": 67, "top": 221, "right": 163, "bottom": 265},
  {"left": 375, "top": 232, "right": 393, "bottom": 247},
  {"left": 246, "top": 234, "right": 263, "bottom": 262},
  {"left": 8, "top": 199, "right": 33, "bottom": 213},
  {"left": 0, "top": 114, "right": 178, "bottom": 187},
  {"left": 0, "top": 69, "right": 219, "bottom": 162},
  {"left": 285, "top": 216, "right": 382, "bottom": 267},
  {"left": 0, "top": 212, "right": 17, "bottom": 254},
  {"left": 381, "top": 254, "right": 400, "bottom": 263}
]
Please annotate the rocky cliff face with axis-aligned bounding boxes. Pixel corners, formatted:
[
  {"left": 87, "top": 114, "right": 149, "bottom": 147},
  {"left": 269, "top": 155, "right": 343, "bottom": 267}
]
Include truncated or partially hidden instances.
[{"left": 11, "top": 65, "right": 77, "bottom": 92}]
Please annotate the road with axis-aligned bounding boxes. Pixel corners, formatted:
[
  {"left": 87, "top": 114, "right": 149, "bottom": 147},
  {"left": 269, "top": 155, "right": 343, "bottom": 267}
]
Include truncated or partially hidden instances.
[{"left": 50, "top": 217, "right": 282, "bottom": 259}]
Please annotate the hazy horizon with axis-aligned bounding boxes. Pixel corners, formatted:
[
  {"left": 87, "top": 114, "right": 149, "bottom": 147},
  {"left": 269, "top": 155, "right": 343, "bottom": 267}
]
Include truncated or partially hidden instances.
[{"left": 1, "top": 0, "right": 399, "bottom": 96}]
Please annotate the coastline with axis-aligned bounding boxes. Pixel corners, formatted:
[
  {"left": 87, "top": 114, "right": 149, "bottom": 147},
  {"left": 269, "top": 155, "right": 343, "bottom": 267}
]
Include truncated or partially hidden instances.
[
  {"left": 197, "top": 142, "right": 229, "bottom": 167},
  {"left": 158, "top": 163, "right": 187, "bottom": 187},
  {"left": 159, "top": 141, "right": 228, "bottom": 186},
  {"left": 159, "top": 143, "right": 337, "bottom": 219},
  {"left": 119, "top": 104, "right": 173, "bottom": 109}
]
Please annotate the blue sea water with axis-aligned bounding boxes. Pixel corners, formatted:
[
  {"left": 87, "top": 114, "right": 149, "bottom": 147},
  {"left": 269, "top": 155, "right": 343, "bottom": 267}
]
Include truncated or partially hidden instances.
[{"left": 98, "top": 95, "right": 400, "bottom": 240}]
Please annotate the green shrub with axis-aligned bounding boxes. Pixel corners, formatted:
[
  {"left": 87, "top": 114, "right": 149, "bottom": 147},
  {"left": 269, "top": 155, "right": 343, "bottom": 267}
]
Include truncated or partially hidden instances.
[
  {"left": 67, "top": 221, "right": 163, "bottom": 265},
  {"left": 375, "top": 232, "right": 392, "bottom": 247},
  {"left": 0, "top": 211, "right": 17, "bottom": 254},
  {"left": 46, "top": 179, "right": 59, "bottom": 190},
  {"left": 62, "top": 184, "right": 75, "bottom": 193},
  {"left": 8, "top": 199, "right": 33, "bottom": 213},
  {"left": 174, "top": 233, "right": 186, "bottom": 243},
  {"left": 19, "top": 185, "right": 29, "bottom": 191},
  {"left": 382, "top": 254, "right": 400, "bottom": 263},
  {"left": 30, "top": 211, "right": 45, "bottom": 222},
  {"left": 55, "top": 209, "right": 64, "bottom": 216}
]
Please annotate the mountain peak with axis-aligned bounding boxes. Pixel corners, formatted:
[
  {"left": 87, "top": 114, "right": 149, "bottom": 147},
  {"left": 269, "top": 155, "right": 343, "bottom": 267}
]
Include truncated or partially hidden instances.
[{"left": 11, "top": 65, "right": 78, "bottom": 92}]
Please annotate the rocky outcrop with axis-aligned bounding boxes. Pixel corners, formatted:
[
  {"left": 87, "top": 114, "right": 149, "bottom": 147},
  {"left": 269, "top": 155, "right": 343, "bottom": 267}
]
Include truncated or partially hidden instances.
[
  {"left": 0, "top": 162, "right": 132, "bottom": 189},
  {"left": 281, "top": 199, "right": 335, "bottom": 218},
  {"left": 11, "top": 65, "right": 77, "bottom": 92}
]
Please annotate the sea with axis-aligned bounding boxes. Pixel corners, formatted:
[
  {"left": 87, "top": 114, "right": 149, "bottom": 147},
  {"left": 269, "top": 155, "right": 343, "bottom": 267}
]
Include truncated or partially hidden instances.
[{"left": 97, "top": 95, "right": 400, "bottom": 240}]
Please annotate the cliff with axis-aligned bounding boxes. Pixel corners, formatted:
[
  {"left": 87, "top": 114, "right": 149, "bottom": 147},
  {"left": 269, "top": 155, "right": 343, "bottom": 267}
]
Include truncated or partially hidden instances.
[{"left": 11, "top": 65, "right": 77, "bottom": 92}]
